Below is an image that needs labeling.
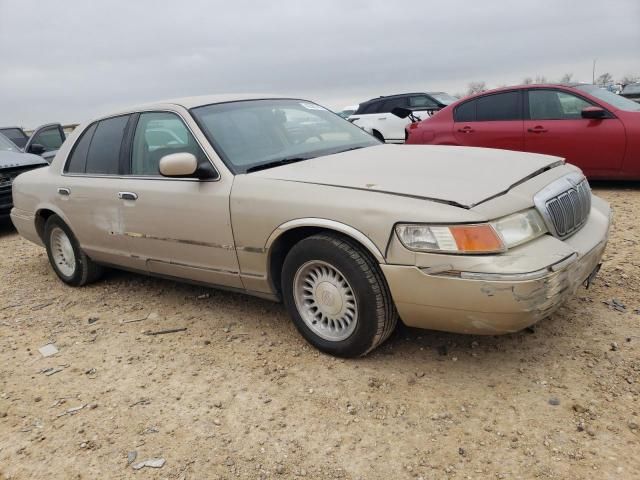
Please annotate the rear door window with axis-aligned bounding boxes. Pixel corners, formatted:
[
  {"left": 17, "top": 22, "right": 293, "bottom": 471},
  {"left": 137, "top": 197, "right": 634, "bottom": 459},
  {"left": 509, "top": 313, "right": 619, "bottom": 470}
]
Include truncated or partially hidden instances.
[
  {"left": 476, "top": 92, "right": 521, "bottom": 121},
  {"left": 85, "top": 115, "right": 130, "bottom": 174},
  {"left": 379, "top": 97, "right": 408, "bottom": 113}
]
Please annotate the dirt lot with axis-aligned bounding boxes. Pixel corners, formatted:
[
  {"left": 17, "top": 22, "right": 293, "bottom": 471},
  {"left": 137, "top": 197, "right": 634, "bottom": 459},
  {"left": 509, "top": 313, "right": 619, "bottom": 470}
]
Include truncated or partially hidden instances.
[{"left": 0, "top": 185, "right": 639, "bottom": 480}]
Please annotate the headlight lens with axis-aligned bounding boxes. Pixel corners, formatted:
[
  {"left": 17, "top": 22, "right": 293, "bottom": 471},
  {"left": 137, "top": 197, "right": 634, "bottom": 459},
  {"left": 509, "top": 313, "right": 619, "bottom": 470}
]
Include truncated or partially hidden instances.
[
  {"left": 490, "top": 209, "right": 547, "bottom": 248},
  {"left": 395, "top": 209, "right": 548, "bottom": 254},
  {"left": 395, "top": 224, "right": 506, "bottom": 254}
]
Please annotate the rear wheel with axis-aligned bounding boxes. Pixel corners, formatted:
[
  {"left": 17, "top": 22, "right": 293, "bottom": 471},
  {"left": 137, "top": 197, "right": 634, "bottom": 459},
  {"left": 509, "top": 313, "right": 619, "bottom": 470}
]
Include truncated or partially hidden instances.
[
  {"left": 282, "top": 233, "right": 397, "bottom": 357},
  {"left": 44, "top": 215, "right": 103, "bottom": 286}
]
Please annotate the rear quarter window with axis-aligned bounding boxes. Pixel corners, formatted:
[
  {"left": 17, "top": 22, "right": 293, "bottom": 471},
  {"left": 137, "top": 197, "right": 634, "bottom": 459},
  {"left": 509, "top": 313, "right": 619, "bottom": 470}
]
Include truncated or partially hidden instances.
[
  {"left": 454, "top": 100, "right": 476, "bottom": 122},
  {"left": 64, "top": 123, "right": 97, "bottom": 174}
]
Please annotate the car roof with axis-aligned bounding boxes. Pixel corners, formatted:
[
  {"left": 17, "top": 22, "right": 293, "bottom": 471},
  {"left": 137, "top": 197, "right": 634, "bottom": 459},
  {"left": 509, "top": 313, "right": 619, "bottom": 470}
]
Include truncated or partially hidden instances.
[
  {"left": 360, "top": 92, "right": 444, "bottom": 104},
  {"left": 93, "top": 94, "right": 313, "bottom": 120},
  {"left": 451, "top": 84, "right": 595, "bottom": 106},
  {"left": 115, "top": 94, "right": 297, "bottom": 113}
]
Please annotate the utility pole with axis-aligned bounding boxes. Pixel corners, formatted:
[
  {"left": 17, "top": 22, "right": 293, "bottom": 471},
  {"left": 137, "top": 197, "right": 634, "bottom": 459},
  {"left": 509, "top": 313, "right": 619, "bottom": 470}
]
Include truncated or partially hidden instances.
[{"left": 592, "top": 59, "right": 597, "bottom": 84}]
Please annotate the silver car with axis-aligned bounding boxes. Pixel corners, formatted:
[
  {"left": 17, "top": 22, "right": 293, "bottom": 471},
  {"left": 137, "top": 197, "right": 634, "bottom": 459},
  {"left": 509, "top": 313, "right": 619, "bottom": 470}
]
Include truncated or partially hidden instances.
[{"left": 10, "top": 95, "right": 611, "bottom": 357}]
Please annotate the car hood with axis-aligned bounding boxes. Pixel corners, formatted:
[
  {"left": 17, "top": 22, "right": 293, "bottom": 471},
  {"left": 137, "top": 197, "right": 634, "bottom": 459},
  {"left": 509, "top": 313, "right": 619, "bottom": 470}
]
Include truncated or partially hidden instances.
[
  {"left": 251, "top": 144, "right": 564, "bottom": 208},
  {"left": 0, "top": 150, "right": 48, "bottom": 169}
]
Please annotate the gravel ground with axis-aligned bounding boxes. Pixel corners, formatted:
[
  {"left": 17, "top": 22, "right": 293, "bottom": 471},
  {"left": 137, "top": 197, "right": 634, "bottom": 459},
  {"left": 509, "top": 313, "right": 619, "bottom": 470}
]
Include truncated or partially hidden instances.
[{"left": 0, "top": 185, "right": 639, "bottom": 480}]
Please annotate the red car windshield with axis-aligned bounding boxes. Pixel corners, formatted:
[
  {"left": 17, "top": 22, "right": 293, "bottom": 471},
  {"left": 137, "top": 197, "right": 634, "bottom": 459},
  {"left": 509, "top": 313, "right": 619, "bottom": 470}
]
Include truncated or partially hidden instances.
[{"left": 576, "top": 85, "right": 640, "bottom": 112}]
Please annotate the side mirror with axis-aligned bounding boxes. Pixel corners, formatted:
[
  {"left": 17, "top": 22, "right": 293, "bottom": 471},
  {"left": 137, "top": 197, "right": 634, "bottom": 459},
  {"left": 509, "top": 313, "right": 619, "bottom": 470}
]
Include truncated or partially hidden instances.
[
  {"left": 159, "top": 152, "right": 198, "bottom": 177},
  {"left": 391, "top": 107, "right": 413, "bottom": 119},
  {"left": 581, "top": 106, "right": 606, "bottom": 119},
  {"left": 29, "top": 143, "right": 46, "bottom": 155}
]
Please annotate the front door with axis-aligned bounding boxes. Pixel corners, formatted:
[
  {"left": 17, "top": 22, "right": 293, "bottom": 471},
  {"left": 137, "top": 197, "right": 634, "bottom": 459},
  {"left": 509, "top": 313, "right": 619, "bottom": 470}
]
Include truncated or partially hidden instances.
[
  {"left": 117, "top": 111, "right": 242, "bottom": 288},
  {"left": 524, "top": 89, "right": 626, "bottom": 176},
  {"left": 25, "top": 123, "right": 66, "bottom": 158}
]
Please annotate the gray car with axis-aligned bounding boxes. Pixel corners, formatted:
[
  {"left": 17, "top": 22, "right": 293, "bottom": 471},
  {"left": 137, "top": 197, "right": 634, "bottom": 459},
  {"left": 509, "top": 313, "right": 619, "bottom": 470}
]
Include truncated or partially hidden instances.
[{"left": 0, "top": 133, "right": 47, "bottom": 219}]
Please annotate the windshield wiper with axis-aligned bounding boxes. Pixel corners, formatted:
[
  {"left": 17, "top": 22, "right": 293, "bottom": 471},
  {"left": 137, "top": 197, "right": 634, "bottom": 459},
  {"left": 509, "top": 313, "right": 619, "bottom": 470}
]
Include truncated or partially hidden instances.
[
  {"left": 245, "top": 156, "right": 312, "bottom": 173},
  {"left": 332, "top": 146, "right": 367, "bottom": 154}
]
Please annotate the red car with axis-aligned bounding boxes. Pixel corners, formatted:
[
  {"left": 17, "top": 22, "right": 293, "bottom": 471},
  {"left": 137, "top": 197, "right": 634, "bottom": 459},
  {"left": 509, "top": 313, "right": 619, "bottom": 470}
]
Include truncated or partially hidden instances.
[{"left": 404, "top": 84, "right": 640, "bottom": 180}]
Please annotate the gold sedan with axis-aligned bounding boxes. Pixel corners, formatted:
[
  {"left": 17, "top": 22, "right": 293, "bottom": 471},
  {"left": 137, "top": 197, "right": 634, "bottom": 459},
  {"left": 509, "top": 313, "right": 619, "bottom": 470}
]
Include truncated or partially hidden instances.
[{"left": 11, "top": 95, "right": 611, "bottom": 357}]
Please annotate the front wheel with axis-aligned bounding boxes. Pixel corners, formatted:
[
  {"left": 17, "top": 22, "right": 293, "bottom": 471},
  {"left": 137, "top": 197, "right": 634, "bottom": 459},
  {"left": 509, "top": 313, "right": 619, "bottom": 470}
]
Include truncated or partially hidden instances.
[
  {"left": 281, "top": 233, "right": 397, "bottom": 357},
  {"left": 44, "top": 215, "right": 103, "bottom": 287}
]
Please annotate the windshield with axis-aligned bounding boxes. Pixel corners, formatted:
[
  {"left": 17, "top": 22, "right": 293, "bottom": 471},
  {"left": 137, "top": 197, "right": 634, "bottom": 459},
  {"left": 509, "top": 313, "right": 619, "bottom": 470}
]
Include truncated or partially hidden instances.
[
  {"left": 429, "top": 92, "right": 458, "bottom": 105},
  {"left": 575, "top": 84, "right": 640, "bottom": 112},
  {"left": 191, "top": 99, "right": 380, "bottom": 173},
  {"left": 0, "top": 134, "right": 19, "bottom": 152}
]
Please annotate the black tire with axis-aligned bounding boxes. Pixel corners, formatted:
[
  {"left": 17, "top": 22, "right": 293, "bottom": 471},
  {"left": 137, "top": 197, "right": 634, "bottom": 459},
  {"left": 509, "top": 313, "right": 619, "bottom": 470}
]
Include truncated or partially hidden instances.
[
  {"left": 281, "top": 233, "right": 397, "bottom": 357},
  {"left": 44, "top": 215, "right": 103, "bottom": 287},
  {"left": 372, "top": 130, "right": 385, "bottom": 143}
]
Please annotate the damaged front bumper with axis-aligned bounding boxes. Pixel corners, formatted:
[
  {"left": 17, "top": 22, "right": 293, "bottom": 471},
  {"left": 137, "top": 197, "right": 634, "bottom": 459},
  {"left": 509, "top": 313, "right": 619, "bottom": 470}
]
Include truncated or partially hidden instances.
[{"left": 381, "top": 196, "right": 611, "bottom": 335}]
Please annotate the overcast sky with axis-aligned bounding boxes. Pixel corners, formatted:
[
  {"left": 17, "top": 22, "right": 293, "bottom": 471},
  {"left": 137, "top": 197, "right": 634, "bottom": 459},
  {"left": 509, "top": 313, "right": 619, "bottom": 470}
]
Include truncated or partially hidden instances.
[{"left": 1, "top": 0, "right": 638, "bottom": 128}]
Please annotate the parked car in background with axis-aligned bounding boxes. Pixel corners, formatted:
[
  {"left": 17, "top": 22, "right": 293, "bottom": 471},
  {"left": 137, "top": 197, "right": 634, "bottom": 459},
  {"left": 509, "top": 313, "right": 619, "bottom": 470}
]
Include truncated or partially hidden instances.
[
  {"left": 0, "top": 123, "right": 66, "bottom": 163},
  {"left": 621, "top": 83, "right": 640, "bottom": 103},
  {"left": 0, "top": 127, "right": 29, "bottom": 149},
  {"left": 349, "top": 92, "right": 456, "bottom": 143},
  {"left": 404, "top": 84, "right": 640, "bottom": 180},
  {"left": 336, "top": 105, "right": 358, "bottom": 119},
  {"left": 10, "top": 95, "right": 610, "bottom": 357},
  {"left": 0, "top": 133, "right": 47, "bottom": 219}
]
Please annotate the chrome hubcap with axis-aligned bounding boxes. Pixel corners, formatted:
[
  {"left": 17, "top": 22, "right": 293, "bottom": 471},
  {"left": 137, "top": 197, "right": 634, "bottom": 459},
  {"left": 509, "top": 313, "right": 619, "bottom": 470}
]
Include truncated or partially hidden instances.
[
  {"left": 50, "top": 227, "right": 76, "bottom": 277},
  {"left": 293, "top": 260, "right": 358, "bottom": 341}
]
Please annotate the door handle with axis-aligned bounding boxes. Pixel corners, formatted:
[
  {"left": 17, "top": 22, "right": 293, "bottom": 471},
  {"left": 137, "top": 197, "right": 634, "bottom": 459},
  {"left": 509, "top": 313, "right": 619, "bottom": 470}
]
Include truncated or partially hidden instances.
[
  {"left": 527, "top": 126, "right": 548, "bottom": 133},
  {"left": 57, "top": 187, "right": 70, "bottom": 196},
  {"left": 378, "top": 117, "right": 387, "bottom": 120},
  {"left": 457, "top": 126, "right": 474, "bottom": 133},
  {"left": 118, "top": 192, "right": 138, "bottom": 201}
]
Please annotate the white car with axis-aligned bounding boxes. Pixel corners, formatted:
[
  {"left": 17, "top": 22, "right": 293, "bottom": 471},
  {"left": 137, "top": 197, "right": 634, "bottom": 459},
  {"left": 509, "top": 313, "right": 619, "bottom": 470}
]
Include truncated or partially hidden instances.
[{"left": 348, "top": 92, "right": 457, "bottom": 143}]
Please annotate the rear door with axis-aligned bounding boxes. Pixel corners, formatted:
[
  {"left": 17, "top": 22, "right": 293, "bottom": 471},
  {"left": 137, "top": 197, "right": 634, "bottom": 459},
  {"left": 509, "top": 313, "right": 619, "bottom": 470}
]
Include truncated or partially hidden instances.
[
  {"left": 524, "top": 88, "right": 625, "bottom": 175},
  {"left": 58, "top": 116, "right": 130, "bottom": 265},
  {"left": 25, "top": 124, "right": 66, "bottom": 158},
  {"left": 453, "top": 91, "right": 524, "bottom": 151}
]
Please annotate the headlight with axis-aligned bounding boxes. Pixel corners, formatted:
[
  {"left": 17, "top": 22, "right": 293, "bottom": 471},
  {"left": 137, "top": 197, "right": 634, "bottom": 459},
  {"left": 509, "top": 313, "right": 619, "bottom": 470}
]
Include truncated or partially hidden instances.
[
  {"left": 490, "top": 209, "right": 547, "bottom": 248},
  {"left": 395, "top": 209, "right": 548, "bottom": 254}
]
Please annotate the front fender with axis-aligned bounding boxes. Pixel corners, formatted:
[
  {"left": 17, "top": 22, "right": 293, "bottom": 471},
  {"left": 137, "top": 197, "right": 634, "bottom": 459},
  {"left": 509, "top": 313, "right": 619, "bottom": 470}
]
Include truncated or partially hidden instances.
[{"left": 264, "top": 218, "right": 386, "bottom": 264}]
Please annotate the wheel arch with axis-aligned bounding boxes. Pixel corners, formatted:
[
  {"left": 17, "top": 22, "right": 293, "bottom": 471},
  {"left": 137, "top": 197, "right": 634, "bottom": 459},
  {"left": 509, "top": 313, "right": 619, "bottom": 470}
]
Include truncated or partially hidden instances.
[
  {"left": 34, "top": 205, "right": 71, "bottom": 242},
  {"left": 265, "top": 219, "right": 386, "bottom": 296}
]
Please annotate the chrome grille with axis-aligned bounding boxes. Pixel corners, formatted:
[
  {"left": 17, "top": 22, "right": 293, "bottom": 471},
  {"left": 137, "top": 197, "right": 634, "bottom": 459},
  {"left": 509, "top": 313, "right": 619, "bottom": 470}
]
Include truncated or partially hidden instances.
[{"left": 534, "top": 173, "right": 592, "bottom": 240}]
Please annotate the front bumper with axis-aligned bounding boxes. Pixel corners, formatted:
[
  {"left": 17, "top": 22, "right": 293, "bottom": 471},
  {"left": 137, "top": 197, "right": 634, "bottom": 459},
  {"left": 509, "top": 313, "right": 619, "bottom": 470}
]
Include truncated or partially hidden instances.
[{"left": 381, "top": 196, "right": 611, "bottom": 335}]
